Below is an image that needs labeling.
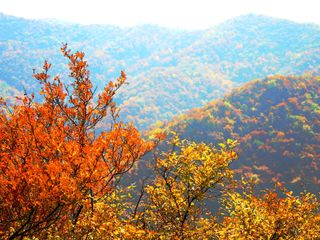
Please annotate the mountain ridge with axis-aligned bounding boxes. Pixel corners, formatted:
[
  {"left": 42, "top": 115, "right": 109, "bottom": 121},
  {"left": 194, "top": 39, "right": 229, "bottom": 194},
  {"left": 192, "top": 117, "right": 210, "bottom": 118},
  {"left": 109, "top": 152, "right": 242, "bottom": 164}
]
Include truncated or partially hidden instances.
[{"left": 1, "top": 13, "right": 320, "bottom": 129}]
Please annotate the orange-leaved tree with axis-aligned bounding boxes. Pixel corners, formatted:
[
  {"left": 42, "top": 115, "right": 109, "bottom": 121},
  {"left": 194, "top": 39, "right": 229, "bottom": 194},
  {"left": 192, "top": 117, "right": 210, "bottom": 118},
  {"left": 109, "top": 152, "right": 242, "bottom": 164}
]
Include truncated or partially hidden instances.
[{"left": 0, "top": 44, "right": 153, "bottom": 239}]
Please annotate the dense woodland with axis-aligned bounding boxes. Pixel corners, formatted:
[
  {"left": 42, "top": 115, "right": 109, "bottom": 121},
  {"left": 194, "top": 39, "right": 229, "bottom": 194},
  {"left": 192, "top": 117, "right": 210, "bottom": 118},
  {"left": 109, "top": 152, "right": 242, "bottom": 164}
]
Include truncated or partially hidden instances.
[
  {"left": 2, "top": 13, "right": 320, "bottom": 128},
  {"left": 0, "top": 13, "right": 319, "bottom": 239}
]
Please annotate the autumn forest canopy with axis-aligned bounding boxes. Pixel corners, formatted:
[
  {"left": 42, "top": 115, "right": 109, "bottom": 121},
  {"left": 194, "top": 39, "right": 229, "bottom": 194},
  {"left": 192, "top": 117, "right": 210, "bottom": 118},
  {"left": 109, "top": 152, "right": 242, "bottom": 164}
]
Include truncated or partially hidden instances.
[{"left": 0, "top": 13, "right": 319, "bottom": 239}]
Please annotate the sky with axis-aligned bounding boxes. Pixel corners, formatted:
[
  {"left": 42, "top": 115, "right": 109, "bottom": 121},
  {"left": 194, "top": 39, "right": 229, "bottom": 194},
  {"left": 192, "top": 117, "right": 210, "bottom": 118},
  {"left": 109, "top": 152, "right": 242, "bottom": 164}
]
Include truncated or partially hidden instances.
[{"left": 0, "top": 0, "right": 319, "bottom": 29}]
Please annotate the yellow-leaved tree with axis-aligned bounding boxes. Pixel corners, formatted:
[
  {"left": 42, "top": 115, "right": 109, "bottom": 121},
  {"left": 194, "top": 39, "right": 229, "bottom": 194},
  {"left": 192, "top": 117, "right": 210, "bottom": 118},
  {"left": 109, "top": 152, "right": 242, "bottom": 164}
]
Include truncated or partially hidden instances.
[
  {"left": 131, "top": 134, "right": 238, "bottom": 239},
  {"left": 217, "top": 180, "right": 320, "bottom": 239}
]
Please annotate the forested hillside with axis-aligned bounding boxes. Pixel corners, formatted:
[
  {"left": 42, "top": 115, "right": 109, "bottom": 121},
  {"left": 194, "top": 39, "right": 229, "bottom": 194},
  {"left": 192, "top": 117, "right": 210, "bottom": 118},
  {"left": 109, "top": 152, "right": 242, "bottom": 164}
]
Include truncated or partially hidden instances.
[
  {"left": 1, "top": 46, "right": 319, "bottom": 239},
  {"left": 165, "top": 75, "right": 320, "bottom": 193},
  {"left": 1, "top": 13, "right": 320, "bottom": 128}
]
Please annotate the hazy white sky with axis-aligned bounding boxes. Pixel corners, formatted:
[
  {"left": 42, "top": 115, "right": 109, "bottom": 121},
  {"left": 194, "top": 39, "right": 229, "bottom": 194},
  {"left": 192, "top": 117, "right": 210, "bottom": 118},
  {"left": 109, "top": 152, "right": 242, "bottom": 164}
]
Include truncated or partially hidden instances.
[{"left": 0, "top": 0, "right": 319, "bottom": 29}]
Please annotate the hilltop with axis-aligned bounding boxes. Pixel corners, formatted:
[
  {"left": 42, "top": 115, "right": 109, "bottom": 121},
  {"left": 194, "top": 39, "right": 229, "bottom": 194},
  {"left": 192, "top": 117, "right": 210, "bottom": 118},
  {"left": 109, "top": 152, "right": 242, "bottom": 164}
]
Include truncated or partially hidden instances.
[{"left": 165, "top": 75, "right": 320, "bottom": 193}]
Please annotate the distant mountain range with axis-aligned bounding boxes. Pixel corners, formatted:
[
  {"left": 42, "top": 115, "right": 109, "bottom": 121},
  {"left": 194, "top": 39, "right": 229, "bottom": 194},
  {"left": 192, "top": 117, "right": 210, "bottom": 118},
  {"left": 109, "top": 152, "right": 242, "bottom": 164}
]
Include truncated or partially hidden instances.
[
  {"left": 1, "top": 13, "right": 320, "bottom": 129},
  {"left": 165, "top": 75, "right": 320, "bottom": 193}
]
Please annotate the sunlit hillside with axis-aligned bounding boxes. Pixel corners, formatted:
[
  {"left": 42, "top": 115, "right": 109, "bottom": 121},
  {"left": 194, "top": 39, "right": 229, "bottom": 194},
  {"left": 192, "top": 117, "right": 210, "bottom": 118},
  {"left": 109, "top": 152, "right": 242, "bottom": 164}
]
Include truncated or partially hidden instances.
[{"left": 165, "top": 75, "right": 320, "bottom": 193}]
